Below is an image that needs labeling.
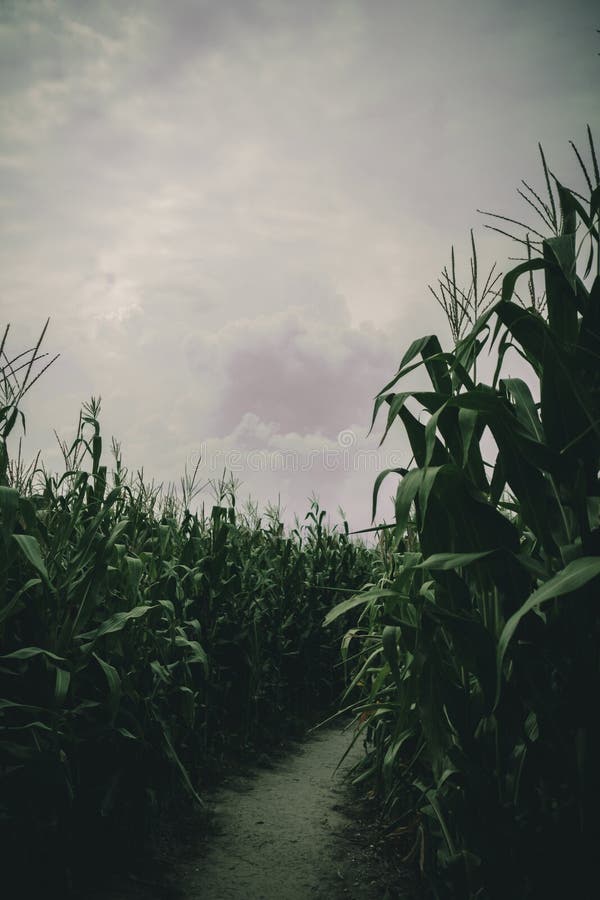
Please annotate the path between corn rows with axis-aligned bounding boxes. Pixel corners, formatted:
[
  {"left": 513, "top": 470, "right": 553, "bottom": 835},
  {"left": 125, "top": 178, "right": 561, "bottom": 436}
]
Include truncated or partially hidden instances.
[{"left": 95, "top": 725, "right": 413, "bottom": 900}]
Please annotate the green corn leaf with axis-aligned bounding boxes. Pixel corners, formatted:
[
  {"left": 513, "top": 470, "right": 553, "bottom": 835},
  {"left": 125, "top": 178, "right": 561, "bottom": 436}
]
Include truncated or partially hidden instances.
[
  {"left": 150, "top": 659, "right": 171, "bottom": 682},
  {"left": 494, "top": 300, "right": 547, "bottom": 372},
  {"left": 124, "top": 554, "right": 143, "bottom": 594},
  {"left": 372, "top": 467, "right": 406, "bottom": 522},
  {"left": 379, "top": 392, "right": 411, "bottom": 445},
  {"left": 378, "top": 336, "right": 449, "bottom": 396},
  {"left": 420, "top": 335, "right": 452, "bottom": 396},
  {"left": 554, "top": 180, "right": 577, "bottom": 236},
  {"left": 175, "top": 635, "right": 208, "bottom": 672},
  {"left": 3, "top": 720, "right": 55, "bottom": 734},
  {"left": 117, "top": 727, "right": 138, "bottom": 740},
  {"left": 419, "top": 550, "right": 495, "bottom": 570},
  {"left": 2, "top": 646, "right": 65, "bottom": 662},
  {"left": 543, "top": 235, "right": 578, "bottom": 342},
  {"left": 105, "top": 518, "right": 130, "bottom": 552},
  {"left": 458, "top": 407, "right": 479, "bottom": 468},
  {"left": 0, "top": 698, "right": 45, "bottom": 711},
  {"left": 93, "top": 653, "right": 121, "bottom": 718},
  {"left": 54, "top": 667, "right": 71, "bottom": 706},
  {"left": 501, "top": 258, "right": 547, "bottom": 302},
  {"left": 341, "top": 646, "right": 385, "bottom": 703},
  {"left": 395, "top": 404, "right": 446, "bottom": 469},
  {"left": 590, "top": 184, "right": 600, "bottom": 220},
  {"left": 159, "top": 720, "right": 204, "bottom": 806},
  {"left": 324, "top": 587, "right": 398, "bottom": 626},
  {"left": 383, "top": 728, "right": 415, "bottom": 780},
  {"left": 12, "top": 533, "right": 52, "bottom": 586},
  {"left": 0, "top": 577, "right": 41, "bottom": 625},
  {"left": 501, "top": 378, "right": 543, "bottom": 441},
  {"left": 78, "top": 604, "right": 154, "bottom": 642},
  {"left": 496, "top": 557, "right": 600, "bottom": 707},
  {"left": 525, "top": 710, "right": 539, "bottom": 743},
  {"left": 397, "top": 335, "right": 440, "bottom": 380},
  {"left": 394, "top": 469, "right": 427, "bottom": 538},
  {"left": 424, "top": 403, "right": 449, "bottom": 468}
]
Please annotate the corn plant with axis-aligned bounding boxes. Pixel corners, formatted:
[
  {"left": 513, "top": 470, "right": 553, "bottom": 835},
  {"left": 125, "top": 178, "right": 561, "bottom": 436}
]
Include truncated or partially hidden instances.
[{"left": 328, "top": 128, "right": 600, "bottom": 899}]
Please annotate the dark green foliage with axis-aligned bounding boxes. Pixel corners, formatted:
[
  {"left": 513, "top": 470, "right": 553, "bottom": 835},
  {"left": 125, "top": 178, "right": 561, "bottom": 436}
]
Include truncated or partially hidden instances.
[{"left": 329, "top": 132, "right": 600, "bottom": 898}]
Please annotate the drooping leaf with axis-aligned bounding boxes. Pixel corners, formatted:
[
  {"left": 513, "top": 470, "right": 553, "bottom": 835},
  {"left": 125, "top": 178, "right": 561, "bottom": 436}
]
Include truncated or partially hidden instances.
[
  {"left": 12, "top": 533, "right": 52, "bottom": 586},
  {"left": 54, "top": 667, "right": 71, "bottom": 706},
  {"left": 78, "top": 604, "right": 154, "bottom": 642},
  {"left": 419, "top": 550, "right": 495, "bottom": 571},
  {"left": 93, "top": 652, "right": 122, "bottom": 718},
  {"left": 2, "top": 646, "right": 65, "bottom": 662},
  {"left": 496, "top": 557, "right": 600, "bottom": 706},
  {"left": 323, "top": 588, "right": 395, "bottom": 626}
]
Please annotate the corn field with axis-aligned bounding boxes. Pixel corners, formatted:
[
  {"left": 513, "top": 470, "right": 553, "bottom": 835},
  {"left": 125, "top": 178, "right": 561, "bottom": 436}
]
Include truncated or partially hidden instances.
[
  {"left": 0, "top": 353, "right": 376, "bottom": 892},
  {"left": 2, "top": 122, "right": 599, "bottom": 900},
  {"left": 328, "top": 128, "right": 600, "bottom": 898}
]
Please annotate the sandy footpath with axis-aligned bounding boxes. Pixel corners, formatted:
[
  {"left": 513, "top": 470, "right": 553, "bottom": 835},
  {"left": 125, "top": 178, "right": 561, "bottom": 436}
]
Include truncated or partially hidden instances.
[{"left": 175, "top": 725, "right": 372, "bottom": 899}]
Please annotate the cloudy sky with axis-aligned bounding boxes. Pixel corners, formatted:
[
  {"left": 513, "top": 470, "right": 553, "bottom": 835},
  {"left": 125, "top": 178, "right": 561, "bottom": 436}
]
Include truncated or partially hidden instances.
[{"left": 1, "top": 0, "right": 598, "bottom": 530}]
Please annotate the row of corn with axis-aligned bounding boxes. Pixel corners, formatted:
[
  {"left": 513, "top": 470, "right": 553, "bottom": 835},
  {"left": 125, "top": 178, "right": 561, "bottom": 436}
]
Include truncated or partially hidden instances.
[{"left": 329, "top": 130, "right": 600, "bottom": 898}]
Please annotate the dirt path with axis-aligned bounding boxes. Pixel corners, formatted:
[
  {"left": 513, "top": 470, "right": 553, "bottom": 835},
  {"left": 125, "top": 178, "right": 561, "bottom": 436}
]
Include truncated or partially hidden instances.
[
  {"left": 94, "top": 725, "right": 414, "bottom": 899},
  {"left": 176, "top": 725, "right": 373, "bottom": 899}
]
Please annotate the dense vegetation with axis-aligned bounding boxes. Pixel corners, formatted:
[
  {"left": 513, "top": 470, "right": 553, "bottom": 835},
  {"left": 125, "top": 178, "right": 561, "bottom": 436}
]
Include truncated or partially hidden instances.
[
  {"left": 0, "top": 356, "right": 376, "bottom": 893},
  {"left": 328, "top": 129, "right": 600, "bottom": 898}
]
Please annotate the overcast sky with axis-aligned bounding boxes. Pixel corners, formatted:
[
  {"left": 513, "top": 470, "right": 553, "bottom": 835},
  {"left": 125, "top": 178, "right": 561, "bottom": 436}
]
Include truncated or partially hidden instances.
[{"left": 1, "top": 0, "right": 598, "bottom": 530}]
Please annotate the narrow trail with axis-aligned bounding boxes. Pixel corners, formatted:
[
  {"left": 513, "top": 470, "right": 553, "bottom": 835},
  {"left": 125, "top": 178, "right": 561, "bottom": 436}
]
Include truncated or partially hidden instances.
[
  {"left": 94, "top": 725, "right": 413, "bottom": 899},
  {"left": 175, "top": 726, "right": 372, "bottom": 899}
]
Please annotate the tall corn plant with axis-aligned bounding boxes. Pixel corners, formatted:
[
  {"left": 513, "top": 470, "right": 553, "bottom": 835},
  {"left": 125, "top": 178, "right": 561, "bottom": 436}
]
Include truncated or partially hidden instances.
[{"left": 328, "top": 129, "right": 600, "bottom": 898}]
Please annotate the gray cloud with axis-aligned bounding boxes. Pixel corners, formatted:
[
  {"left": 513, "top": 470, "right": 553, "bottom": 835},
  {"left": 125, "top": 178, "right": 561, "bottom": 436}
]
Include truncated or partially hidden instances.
[
  {"left": 1, "top": 0, "right": 598, "bottom": 528},
  {"left": 188, "top": 298, "right": 398, "bottom": 437}
]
